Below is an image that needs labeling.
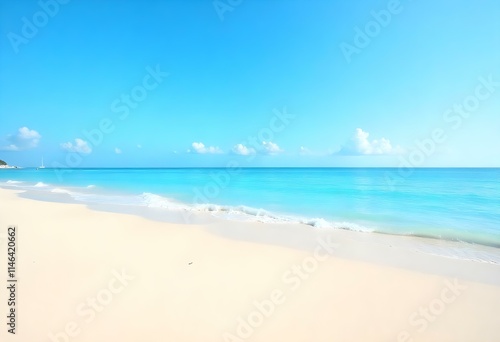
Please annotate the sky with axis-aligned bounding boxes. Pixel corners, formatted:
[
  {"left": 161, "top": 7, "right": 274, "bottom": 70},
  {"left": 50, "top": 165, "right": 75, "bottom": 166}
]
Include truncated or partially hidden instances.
[{"left": 1, "top": 0, "right": 499, "bottom": 167}]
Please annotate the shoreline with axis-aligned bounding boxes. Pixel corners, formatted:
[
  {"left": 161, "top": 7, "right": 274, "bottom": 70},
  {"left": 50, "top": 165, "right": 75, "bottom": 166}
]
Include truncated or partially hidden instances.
[
  {"left": 1, "top": 180, "right": 499, "bottom": 262},
  {"left": 1, "top": 178, "right": 499, "bottom": 251},
  {"left": 2, "top": 185, "right": 500, "bottom": 281},
  {"left": 19, "top": 187, "right": 500, "bottom": 267},
  {"left": 1, "top": 188, "right": 500, "bottom": 341}
]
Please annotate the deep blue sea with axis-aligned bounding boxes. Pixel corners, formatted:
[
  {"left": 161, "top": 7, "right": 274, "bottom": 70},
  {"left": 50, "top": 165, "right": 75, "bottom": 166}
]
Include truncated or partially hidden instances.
[{"left": 1, "top": 168, "right": 499, "bottom": 248}]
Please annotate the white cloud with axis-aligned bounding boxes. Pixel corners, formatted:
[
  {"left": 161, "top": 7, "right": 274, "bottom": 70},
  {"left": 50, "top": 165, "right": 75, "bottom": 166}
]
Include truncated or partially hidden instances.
[
  {"left": 1, "top": 144, "right": 19, "bottom": 151},
  {"left": 191, "top": 142, "right": 223, "bottom": 154},
  {"left": 338, "top": 128, "right": 402, "bottom": 156},
  {"left": 232, "top": 144, "right": 256, "bottom": 156},
  {"left": 0, "top": 127, "right": 41, "bottom": 151},
  {"left": 262, "top": 141, "right": 283, "bottom": 155},
  {"left": 115, "top": 147, "right": 122, "bottom": 154},
  {"left": 60, "top": 138, "right": 92, "bottom": 154},
  {"left": 18, "top": 126, "right": 40, "bottom": 140}
]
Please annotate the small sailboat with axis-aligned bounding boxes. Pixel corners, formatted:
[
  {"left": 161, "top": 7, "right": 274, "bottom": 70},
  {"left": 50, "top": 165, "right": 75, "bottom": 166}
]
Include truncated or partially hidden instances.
[{"left": 38, "top": 157, "right": 45, "bottom": 170}]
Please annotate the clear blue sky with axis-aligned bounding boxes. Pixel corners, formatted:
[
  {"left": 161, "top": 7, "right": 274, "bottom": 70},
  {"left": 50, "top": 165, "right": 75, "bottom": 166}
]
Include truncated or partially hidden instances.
[{"left": 1, "top": 0, "right": 499, "bottom": 167}]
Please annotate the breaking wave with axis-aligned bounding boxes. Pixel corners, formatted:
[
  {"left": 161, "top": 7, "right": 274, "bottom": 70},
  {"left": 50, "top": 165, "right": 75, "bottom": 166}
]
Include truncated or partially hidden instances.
[{"left": 1, "top": 180, "right": 498, "bottom": 264}]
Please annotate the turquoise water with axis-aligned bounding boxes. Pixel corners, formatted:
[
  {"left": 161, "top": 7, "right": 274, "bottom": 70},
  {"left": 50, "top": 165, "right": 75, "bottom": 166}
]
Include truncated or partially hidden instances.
[{"left": 1, "top": 168, "right": 499, "bottom": 248}]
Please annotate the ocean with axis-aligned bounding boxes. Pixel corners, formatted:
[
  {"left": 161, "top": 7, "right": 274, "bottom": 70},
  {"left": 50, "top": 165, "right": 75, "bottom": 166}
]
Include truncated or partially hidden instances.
[{"left": 1, "top": 168, "right": 499, "bottom": 249}]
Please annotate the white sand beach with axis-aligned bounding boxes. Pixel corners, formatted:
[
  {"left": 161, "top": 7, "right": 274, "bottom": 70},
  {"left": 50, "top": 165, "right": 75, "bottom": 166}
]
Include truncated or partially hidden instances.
[{"left": 0, "top": 188, "right": 499, "bottom": 342}]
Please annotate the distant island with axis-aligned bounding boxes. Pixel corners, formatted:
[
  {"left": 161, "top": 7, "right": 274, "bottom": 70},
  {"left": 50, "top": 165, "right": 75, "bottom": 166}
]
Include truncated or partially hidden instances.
[{"left": 0, "top": 159, "right": 18, "bottom": 169}]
